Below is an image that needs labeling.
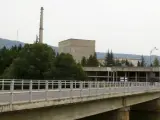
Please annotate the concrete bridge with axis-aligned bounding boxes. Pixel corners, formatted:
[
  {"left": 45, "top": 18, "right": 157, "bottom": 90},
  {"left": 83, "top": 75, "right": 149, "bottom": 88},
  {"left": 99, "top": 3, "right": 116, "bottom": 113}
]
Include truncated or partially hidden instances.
[{"left": 0, "top": 79, "right": 160, "bottom": 120}]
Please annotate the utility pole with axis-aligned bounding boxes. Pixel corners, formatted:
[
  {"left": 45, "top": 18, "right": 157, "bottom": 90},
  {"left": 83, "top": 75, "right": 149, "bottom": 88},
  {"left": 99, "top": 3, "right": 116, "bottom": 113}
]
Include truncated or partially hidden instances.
[{"left": 150, "top": 47, "right": 158, "bottom": 66}]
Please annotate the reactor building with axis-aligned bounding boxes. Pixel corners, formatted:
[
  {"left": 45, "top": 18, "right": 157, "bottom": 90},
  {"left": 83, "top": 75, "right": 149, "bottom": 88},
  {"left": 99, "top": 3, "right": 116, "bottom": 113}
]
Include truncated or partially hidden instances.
[{"left": 58, "top": 38, "right": 95, "bottom": 62}]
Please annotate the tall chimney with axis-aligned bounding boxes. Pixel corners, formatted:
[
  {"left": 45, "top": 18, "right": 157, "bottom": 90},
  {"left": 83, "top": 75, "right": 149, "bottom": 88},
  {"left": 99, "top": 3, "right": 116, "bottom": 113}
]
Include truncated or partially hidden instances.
[{"left": 39, "top": 7, "right": 44, "bottom": 43}]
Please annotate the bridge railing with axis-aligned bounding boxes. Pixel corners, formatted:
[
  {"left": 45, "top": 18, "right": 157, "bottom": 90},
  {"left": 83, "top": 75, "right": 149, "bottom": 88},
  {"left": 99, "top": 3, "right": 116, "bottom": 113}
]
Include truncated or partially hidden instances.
[
  {"left": 0, "top": 79, "right": 159, "bottom": 91},
  {"left": 0, "top": 79, "right": 160, "bottom": 105}
]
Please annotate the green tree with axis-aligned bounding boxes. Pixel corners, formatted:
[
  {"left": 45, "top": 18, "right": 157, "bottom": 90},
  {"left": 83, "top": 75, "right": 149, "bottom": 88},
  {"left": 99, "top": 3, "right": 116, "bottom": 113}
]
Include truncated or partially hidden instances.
[
  {"left": 137, "top": 61, "right": 141, "bottom": 67},
  {"left": 0, "top": 45, "right": 23, "bottom": 76},
  {"left": 104, "top": 50, "right": 109, "bottom": 66},
  {"left": 153, "top": 57, "right": 159, "bottom": 67},
  {"left": 2, "top": 43, "right": 86, "bottom": 80},
  {"left": 110, "top": 50, "right": 115, "bottom": 66},
  {"left": 81, "top": 56, "right": 87, "bottom": 66},
  {"left": 104, "top": 50, "right": 115, "bottom": 66},
  {"left": 75, "top": 63, "right": 87, "bottom": 80},
  {"left": 54, "top": 53, "right": 86, "bottom": 80},
  {"left": 120, "top": 59, "right": 133, "bottom": 67},
  {"left": 140, "top": 55, "right": 145, "bottom": 67},
  {"left": 93, "top": 52, "right": 99, "bottom": 66},
  {"left": 125, "top": 59, "right": 130, "bottom": 66},
  {"left": 0, "top": 46, "right": 8, "bottom": 75},
  {"left": 86, "top": 55, "right": 93, "bottom": 67},
  {"left": 3, "top": 43, "right": 56, "bottom": 79},
  {"left": 86, "top": 53, "right": 99, "bottom": 67}
]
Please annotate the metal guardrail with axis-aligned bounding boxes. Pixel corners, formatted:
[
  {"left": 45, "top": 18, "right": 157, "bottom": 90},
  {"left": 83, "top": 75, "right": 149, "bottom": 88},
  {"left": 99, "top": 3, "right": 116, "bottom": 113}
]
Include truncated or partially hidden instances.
[{"left": 0, "top": 79, "right": 160, "bottom": 105}]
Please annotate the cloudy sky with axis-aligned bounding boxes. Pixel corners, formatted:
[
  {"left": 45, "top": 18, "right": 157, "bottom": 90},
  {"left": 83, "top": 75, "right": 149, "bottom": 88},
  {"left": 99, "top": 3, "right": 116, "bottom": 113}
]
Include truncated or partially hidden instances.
[{"left": 0, "top": 0, "right": 160, "bottom": 55}]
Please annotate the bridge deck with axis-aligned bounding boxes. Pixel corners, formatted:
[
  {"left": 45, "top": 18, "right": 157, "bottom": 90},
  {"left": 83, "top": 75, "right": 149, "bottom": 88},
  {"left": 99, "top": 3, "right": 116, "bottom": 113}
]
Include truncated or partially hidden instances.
[{"left": 0, "top": 80, "right": 160, "bottom": 105}]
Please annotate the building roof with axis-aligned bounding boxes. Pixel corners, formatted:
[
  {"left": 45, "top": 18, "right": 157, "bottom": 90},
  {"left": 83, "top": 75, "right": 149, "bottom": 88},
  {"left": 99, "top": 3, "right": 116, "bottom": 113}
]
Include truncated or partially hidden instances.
[
  {"left": 83, "top": 67, "right": 160, "bottom": 72},
  {"left": 59, "top": 38, "right": 95, "bottom": 43}
]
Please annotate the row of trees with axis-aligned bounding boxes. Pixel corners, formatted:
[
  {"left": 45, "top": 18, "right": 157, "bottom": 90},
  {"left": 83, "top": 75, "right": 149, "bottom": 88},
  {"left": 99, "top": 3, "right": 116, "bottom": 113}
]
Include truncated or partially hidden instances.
[
  {"left": 81, "top": 50, "right": 134, "bottom": 67},
  {"left": 80, "top": 50, "right": 160, "bottom": 67},
  {"left": 81, "top": 53, "right": 99, "bottom": 67},
  {"left": 0, "top": 43, "right": 86, "bottom": 80},
  {"left": 137, "top": 55, "right": 145, "bottom": 67},
  {"left": 137, "top": 56, "right": 160, "bottom": 67},
  {"left": 104, "top": 50, "right": 134, "bottom": 67}
]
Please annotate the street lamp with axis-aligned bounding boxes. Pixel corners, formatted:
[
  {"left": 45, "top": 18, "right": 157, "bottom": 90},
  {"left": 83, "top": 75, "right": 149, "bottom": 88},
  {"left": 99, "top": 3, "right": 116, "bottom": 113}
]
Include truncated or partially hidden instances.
[
  {"left": 149, "top": 47, "right": 160, "bottom": 83},
  {"left": 150, "top": 47, "right": 158, "bottom": 66}
]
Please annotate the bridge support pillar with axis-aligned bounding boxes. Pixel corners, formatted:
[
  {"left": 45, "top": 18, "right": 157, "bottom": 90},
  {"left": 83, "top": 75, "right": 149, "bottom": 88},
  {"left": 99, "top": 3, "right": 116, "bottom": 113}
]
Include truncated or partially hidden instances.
[{"left": 116, "top": 107, "right": 130, "bottom": 120}]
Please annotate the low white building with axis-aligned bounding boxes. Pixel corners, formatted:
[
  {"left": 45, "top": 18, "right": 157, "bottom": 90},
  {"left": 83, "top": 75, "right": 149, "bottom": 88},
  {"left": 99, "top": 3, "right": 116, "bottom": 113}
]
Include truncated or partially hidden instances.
[{"left": 98, "top": 58, "right": 141, "bottom": 66}]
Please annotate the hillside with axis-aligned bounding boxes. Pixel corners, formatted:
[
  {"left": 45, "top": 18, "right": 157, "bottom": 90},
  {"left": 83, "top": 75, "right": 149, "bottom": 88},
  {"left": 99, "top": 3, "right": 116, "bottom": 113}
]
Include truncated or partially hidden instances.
[
  {"left": 0, "top": 38, "right": 158, "bottom": 65},
  {"left": 0, "top": 38, "right": 24, "bottom": 48},
  {"left": 0, "top": 38, "right": 58, "bottom": 52}
]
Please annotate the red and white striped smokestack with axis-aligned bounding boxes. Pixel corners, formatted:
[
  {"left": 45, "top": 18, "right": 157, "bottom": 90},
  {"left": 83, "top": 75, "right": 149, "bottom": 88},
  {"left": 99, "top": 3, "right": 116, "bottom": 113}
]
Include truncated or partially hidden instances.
[{"left": 39, "top": 7, "right": 44, "bottom": 43}]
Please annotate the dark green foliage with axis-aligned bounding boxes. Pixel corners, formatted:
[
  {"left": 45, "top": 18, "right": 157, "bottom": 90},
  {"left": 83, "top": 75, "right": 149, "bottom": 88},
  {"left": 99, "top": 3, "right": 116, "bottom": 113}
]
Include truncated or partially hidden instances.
[
  {"left": 86, "top": 55, "right": 93, "bottom": 67},
  {"left": 1, "top": 43, "right": 86, "bottom": 80},
  {"left": 153, "top": 57, "right": 159, "bottom": 67},
  {"left": 140, "top": 55, "right": 146, "bottom": 67},
  {"left": 81, "top": 56, "right": 87, "bottom": 66},
  {"left": 110, "top": 51, "right": 115, "bottom": 65},
  {"left": 125, "top": 59, "right": 130, "bottom": 66},
  {"left": 54, "top": 53, "right": 86, "bottom": 80},
  {"left": 120, "top": 59, "right": 134, "bottom": 67},
  {"left": 104, "top": 50, "right": 134, "bottom": 67},
  {"left": 81, "top": 53, "right": 99, "bottom": 67},
  {"left": 0, "top": 45, "right": 22, "bottom": 76},
  {"left": 104, "top": 50, "right": 115, "bottom": 66},
  {"left": 74, "top": 63, "right": 87, "bottom": 80},
  {"left": 137, "top": 61, "right": 141, "bottom": 67},
  {"left": 86, "top": 53, "right": 99, "bottom": 67},
  {"left": 3, "top": 43, "right": 56, "bottom": 79}
]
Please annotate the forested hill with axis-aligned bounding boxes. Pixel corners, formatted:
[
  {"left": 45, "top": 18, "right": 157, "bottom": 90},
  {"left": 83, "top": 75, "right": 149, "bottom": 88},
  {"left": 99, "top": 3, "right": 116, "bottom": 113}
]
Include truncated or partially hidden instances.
[
  {"left": 0, "top": 38, "right": 24, "bottom": 48},
  {"left": 0, "top": 38, "right": 58, "bottom": 52}
]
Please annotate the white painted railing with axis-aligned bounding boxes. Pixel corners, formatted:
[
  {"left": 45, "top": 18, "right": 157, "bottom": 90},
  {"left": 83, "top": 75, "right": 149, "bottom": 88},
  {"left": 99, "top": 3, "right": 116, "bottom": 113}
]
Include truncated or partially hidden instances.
[{"left": 0, "top": 79, "right": 160, "bottom": 105}]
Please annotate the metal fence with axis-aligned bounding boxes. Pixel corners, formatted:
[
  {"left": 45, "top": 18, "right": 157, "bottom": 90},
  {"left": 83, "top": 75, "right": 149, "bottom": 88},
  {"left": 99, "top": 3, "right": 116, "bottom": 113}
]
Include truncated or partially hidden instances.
[{"left": 0, "top": 79, "right": 160, "bottom": 105}]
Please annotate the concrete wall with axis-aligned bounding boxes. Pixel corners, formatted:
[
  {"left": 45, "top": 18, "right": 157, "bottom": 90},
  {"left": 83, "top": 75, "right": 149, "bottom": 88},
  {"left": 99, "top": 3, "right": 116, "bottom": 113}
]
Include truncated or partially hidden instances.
[
  {"left": 0, "top": 92, "right": 160, "bottom": 120},
  {"left": 58, "top": 39, "right": 95, "bottom": 62}
]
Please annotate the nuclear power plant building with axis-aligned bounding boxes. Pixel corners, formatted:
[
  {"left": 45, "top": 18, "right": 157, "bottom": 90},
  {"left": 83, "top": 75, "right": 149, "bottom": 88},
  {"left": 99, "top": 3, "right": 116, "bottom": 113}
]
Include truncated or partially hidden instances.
[{"left": 58, "top": 38, "right": 95, "bottom": 62}]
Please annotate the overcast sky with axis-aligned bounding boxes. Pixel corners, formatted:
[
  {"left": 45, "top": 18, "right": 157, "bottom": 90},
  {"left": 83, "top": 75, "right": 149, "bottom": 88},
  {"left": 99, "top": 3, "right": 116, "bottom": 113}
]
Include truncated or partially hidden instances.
[{"left": 1, "top": 0, "right": 160, "bottom": 55}]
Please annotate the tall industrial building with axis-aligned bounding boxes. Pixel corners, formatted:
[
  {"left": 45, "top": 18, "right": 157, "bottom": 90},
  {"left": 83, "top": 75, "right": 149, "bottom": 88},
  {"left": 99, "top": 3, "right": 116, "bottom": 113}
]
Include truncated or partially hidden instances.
[
  {"left": 58, "top": 38, "right": 95, "bottom": 62},
  {"left": 39, "top": 7, "right": 44, "bottom": 43}
]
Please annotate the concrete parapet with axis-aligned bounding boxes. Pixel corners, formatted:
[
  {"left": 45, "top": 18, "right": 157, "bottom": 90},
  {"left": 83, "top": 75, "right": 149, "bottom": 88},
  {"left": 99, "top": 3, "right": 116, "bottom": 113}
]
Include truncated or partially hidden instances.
[{"left": 0, "top": 92, "right": 160, "bottom": 120}]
